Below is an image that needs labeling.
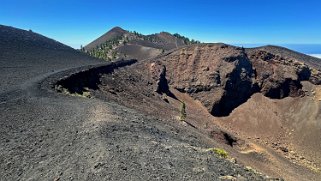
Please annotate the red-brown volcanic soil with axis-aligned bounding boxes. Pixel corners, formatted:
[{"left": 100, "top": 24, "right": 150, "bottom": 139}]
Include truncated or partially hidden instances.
[{"left": 64, "top": 43, "right": 321, "bottom": 180}]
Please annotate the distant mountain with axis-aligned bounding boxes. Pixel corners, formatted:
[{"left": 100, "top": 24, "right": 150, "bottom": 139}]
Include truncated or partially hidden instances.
[
  {"left": 84, "top": 27, "right": 128, "bottom": 51},
  {"left": 82, "top": 27, "right": 200, "bottom": 61}
]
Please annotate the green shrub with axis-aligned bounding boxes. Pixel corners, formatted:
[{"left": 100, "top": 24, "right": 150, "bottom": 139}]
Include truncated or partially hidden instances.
[
  {"left": 179, "top": 101, "right": 186, "bottom": 121},
  {"left": 207, "top": 148, "right": 228, "bottom": 158}
]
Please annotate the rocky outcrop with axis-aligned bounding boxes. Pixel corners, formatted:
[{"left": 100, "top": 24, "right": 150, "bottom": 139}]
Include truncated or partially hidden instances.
[
  {"left": 55, "top": 59, "right": 137, "bottom": 95},
  {"left": 147, "top": 44, "right": 321, "bottom": 117},
  {"left": 149, "top": 62, "right": 177, "bottom": 99},
  {"left": 150, "top": 62, "right": 169, "bottom": 94},
  {"left": 247, "top": 50, "right": 306, "bottom": 99}
]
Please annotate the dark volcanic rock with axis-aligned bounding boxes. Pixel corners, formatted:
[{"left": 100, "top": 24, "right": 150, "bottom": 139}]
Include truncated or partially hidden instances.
[{"left": 150, "top": 62, "right": 170, "bottom": 94}]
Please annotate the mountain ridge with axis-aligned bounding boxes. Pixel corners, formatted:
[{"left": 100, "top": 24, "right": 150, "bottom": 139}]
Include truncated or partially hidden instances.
[{"left": 83, "top": 26, "right": 200, "bottom": 61}]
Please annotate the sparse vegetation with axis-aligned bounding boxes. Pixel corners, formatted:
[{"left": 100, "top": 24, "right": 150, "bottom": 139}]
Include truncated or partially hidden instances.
[
  {"left": 55, "top": 85, "right": 91, "bottom": 98},
  {"left": 207, "top": 148, "right": 228, "bottom": 158},
  {"left": 81, "top": 36, "right": 123, "bottom": 61},
  {"left": 73, "top": 91, "right": 91, "bottom": 98},
  {"left": 131, "top": 31, "right": 144, "bottom": 38},
  {"left": 82, "top": 29, "right": 201, "bottom": 61},
  {"left": 173, "top": 33, "right": 201, "bottom": 45},
  {"left": 179, "top": 101, "right": 187, "bottom": 121}
]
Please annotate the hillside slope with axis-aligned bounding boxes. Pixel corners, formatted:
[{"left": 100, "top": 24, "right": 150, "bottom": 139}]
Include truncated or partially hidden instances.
[{"left": 0, "top": 25, "right": 103, "bottom": 93}]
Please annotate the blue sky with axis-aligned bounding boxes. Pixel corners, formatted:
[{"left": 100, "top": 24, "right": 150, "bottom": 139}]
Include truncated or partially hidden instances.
[{"left": 1, "top": 0, "right": 321, "bottom": 49}]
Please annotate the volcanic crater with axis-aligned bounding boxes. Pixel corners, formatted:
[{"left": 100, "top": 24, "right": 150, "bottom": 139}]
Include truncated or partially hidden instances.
[
  {"left": 55, "top": 43, "right": 321, "bottom": 180},
  {"left": 57, "top": 43, "right": 321, "bottom": 117}
]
